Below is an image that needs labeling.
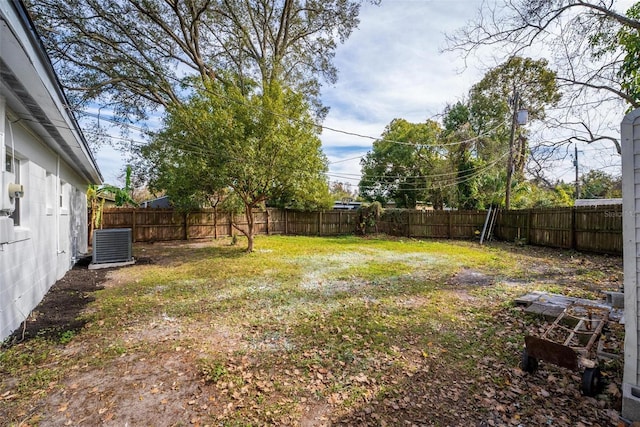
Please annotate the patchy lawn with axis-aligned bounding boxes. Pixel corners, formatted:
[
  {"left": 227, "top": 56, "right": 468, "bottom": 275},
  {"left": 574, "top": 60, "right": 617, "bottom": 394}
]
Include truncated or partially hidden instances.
[{"left": 0, "top": 236, "right": 624, "bottom": 426}]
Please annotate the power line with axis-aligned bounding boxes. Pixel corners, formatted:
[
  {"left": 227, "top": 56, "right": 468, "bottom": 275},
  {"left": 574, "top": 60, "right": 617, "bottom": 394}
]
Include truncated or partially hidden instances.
[{"left": 351, "top": 150, "right": 511, "bottom": 192}]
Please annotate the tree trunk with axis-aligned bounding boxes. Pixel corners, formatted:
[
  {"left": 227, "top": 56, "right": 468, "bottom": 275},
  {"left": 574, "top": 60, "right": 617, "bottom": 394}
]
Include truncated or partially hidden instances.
[
  {"left": 88, "top": 206, "right": 95, "bottom": 246},
  {"left": 245, "top": 204, "right": 255, "bottom": 253}
]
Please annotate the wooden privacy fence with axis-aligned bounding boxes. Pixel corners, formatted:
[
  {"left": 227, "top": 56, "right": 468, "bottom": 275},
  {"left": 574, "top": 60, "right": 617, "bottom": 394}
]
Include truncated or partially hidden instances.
[
  {"left": 99, "top": 205, "right": 623, "bottom": 255},
  {"left": 494, "top": 205, "right": 623, "bottom": 254},
  {"left": 100, "top": 208, "right": 285, "bottom": 242}
]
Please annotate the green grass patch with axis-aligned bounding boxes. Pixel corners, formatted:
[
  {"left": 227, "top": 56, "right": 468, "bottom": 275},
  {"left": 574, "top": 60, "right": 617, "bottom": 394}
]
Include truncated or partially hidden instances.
[{"left": 0, "top": 236, "right": 622, "bottom": 425}]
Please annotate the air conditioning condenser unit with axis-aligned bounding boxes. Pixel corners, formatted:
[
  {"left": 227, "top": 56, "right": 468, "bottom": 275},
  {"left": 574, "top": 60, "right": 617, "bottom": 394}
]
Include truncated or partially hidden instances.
[{"left": 92, "top": 228, "right": 133, "bottom": 264}]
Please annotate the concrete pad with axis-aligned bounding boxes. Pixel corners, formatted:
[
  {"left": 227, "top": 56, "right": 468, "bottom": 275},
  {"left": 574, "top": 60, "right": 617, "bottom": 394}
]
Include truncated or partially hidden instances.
[
  {"left": 89, "top": 259, "right": 136, "bottom": 270},
  {"left": 524, "top": 302, "right": 565, "bottom": 318},
  {"left": 515, "top": 291, "right": 624, "bottom": 322}
]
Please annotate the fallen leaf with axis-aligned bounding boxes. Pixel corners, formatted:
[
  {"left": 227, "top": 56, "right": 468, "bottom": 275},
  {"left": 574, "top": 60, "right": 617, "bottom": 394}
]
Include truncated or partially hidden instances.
[{"left": 607, "top": 383, "right": 621, "bottom": 397}]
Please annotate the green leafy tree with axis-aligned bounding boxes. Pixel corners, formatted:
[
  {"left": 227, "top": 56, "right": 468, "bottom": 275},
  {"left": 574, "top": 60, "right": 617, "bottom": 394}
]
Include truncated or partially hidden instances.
[
  {"left": 438, "top": 60, "right": 560, "bottom": 209},
  {"left": 329, "top": 182, "right": 358, "bottom": 203},
  {"left": 447, "top": 0, "right": 640, "bottom": 155},
  {"left": 453, "top": 145, "right": 482, "bottom": 210},
  {"left": 26, "top": 0, "right": 377, "bottom": 121},
  {"left": 510, "top": 181, "right": 574, "bottom": 209},
  {"left": 142, "top": 78, "right": 329, "bottom": 252},
  {"left": 580, "top": 170, "right": 622, "bottom": 199},
  {"left": 616, "top": 3, "right": 640, "bottom": 109},
  {"left": 359, "top": 119, "right": 448, "bottom": 209},
  {"left": 87, "top": 166, "right": 137, "bottom": 243},
  {"left": 442, "top": 103, "right": 482, "bottom": 209},
  {"left": 469, "top": 56, "right": 560, "bottom": 176},
  {"left": 466, "top": 57, "right": 560, "bottom": 209}
]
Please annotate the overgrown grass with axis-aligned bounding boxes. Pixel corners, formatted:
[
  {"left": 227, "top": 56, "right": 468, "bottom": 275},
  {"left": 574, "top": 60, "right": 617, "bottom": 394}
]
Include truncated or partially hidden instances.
[{"left": 0, "top": 235, "right": 623, "bottom": 425}]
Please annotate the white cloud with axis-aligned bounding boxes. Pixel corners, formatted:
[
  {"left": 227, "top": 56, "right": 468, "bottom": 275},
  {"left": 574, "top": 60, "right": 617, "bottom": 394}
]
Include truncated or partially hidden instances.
[{"left": 321, "top": 0, "right": 487, "bottom": 183}]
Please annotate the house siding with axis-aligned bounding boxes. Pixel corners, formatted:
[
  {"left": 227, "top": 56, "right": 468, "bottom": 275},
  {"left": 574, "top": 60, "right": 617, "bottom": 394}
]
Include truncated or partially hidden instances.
[
  {"left": 0, "top": 1, "right": 100, "bottom": 342},
  {"left": 622, "top": 109, "right": 640, "bottom": 419},
  {"left": 0, "top": 113, "right": 90, "bottom": 341}
]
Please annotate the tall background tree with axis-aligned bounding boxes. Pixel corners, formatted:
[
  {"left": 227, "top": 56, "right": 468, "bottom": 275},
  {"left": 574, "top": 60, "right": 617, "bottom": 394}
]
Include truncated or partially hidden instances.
[
  {"left": 468, "top": 56, "right": 561, "bottom": 208},
  {"left": 442, "top": 103, "right": 483, "bottom": 209},
  {"left": 26, "top": 0, "right": 378, "bottom": 121},
  {"left": 359, "top": 119, "right": 448, "bottom": 209},
  {"left": 446, "top": 0, "right": 640, "bottom": 167},
  {"left": 143, "top": 78, "right": 330, "bottom": 252},
  {"left": 579, "top": 170, "right": 622, "bottom": 199},
  {"left": 358, "top": 56, "right": 561, "bottom": 210},
  {"left": 469, "top": 57, "right": 560, "bottom": 175}
]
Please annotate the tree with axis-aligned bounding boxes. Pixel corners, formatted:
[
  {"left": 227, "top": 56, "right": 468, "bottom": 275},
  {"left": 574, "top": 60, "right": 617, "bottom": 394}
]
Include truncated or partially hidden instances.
[
  {"left": 580, "top": 170, "right": 622, "bottom": 199},
  {"left": 469, "top": 56, "right": 560, "bottom": 209},
  {"left": 617, "top": 3, "right": 640, "bottom": 109},
  {"left": 329, "top": 182, "right": 358, "bottom": 203},
  {"left": 142, "top": 78, "right": 329, "bottom": 252},
  {"left": 437, "top": 60, "right": 560, "bottom": 209},
  {"left": 446, "top": 0, "right": 640, "bottom": 155},
  {"left": 359, "top": 119, "right": 448, "bottom": 209},
  {"left": 26, "top": 0, "right": 377, "bottom": 121},
  {"left": 510, "top": 181, "right": 574, "bottom": 209},
  {"left": 469, "top": 57, "right": 560, "bottom": 176},
  {"left": 442, "top": 103, "right": 482, "bottom": 209},
  {"left": 87, "top": 166, "right": 137, "bottom": 244}
]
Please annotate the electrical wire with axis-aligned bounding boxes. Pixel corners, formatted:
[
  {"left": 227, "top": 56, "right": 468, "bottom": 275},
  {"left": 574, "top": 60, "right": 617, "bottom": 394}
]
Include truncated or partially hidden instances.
[{"left": 351, "top": 150, "right": 511, "bottom": 192}]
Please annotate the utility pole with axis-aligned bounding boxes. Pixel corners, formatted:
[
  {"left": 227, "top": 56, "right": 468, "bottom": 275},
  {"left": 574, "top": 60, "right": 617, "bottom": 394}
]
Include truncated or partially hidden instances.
[
  {"left": 574, "top": 144, "right": 580, "bottom": 199},
  {"left": 505, "top": 91, "right": 519, "bottom": 210}
]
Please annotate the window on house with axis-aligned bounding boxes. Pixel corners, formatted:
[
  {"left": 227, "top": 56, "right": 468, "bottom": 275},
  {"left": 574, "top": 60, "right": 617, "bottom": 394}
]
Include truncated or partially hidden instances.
[{"left": 59, "top": 180, "right": 69, "bottom": 215}]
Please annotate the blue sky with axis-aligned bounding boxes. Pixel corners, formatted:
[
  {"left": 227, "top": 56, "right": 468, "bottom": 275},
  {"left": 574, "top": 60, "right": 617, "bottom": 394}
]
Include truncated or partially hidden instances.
[
  {"left": 93, "top": 0, "right": 624, "bottom": 190},
  {"left": 320, "top": 0, "right": 488, "bottom": 189}
]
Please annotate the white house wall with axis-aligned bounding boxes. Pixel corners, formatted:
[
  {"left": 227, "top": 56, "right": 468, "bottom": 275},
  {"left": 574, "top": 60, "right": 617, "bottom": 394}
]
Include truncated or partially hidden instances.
[
  {"left": 622, "top": 109, "right": 640, "bottom": 420},
  {"left": 0, "top": 2, "right": 101, "bottom": 343},
  {"left": 0, "top": 109, "right": 90, "bottom": 341}
]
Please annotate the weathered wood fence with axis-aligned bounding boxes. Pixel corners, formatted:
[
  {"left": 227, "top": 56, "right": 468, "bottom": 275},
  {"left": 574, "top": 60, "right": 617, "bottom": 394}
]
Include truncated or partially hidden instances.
[
  {"left": 99, "top": 205, "right": 623, "bottom": 255},
  {"left": 494, "top": 205, "right": 622, "bottom": 254}
]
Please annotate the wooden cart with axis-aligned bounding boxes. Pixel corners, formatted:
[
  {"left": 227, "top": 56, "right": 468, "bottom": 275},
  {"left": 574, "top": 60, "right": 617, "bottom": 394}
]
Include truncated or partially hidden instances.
[{"left": 520, "top": 303, "right": 618, "bottom": 396}]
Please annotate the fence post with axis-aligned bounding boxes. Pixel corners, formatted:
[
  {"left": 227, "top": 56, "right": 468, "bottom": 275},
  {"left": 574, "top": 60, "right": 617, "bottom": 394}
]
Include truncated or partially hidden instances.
[
  {"left": 571, "top": 207, "right": 577, "bottom": 250},
  {"left": 132, "top": 209, "right": 137, "bottom": 243},
  {"left": 318, "top": 210, "right": 323, "bottom": 235},
  {"left": 266, "top": 209, "right": 270, "bottom": 235},
  {"left": 448, "top": 211, "right": 453, "bottom": 239},
  {"left": 214, "top": 209, "right": 218, "bottom": 239},
  {"left": 284, "top": 209, "right": 288, "bottom": 235},
  {"left": 184, "top": 212, "right": 189, "bottom": 241}
]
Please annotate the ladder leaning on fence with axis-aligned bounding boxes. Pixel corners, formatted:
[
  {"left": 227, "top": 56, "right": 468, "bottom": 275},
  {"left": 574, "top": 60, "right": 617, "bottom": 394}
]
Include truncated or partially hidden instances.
[{"left": 480, "top": 206, "right": 499, "bottom": 245}]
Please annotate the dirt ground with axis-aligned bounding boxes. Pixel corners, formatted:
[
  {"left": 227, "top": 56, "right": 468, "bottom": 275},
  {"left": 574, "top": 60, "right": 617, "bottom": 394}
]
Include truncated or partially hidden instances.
[{"left": 0, "top": 241, "right": 626, "bottom": 426}]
